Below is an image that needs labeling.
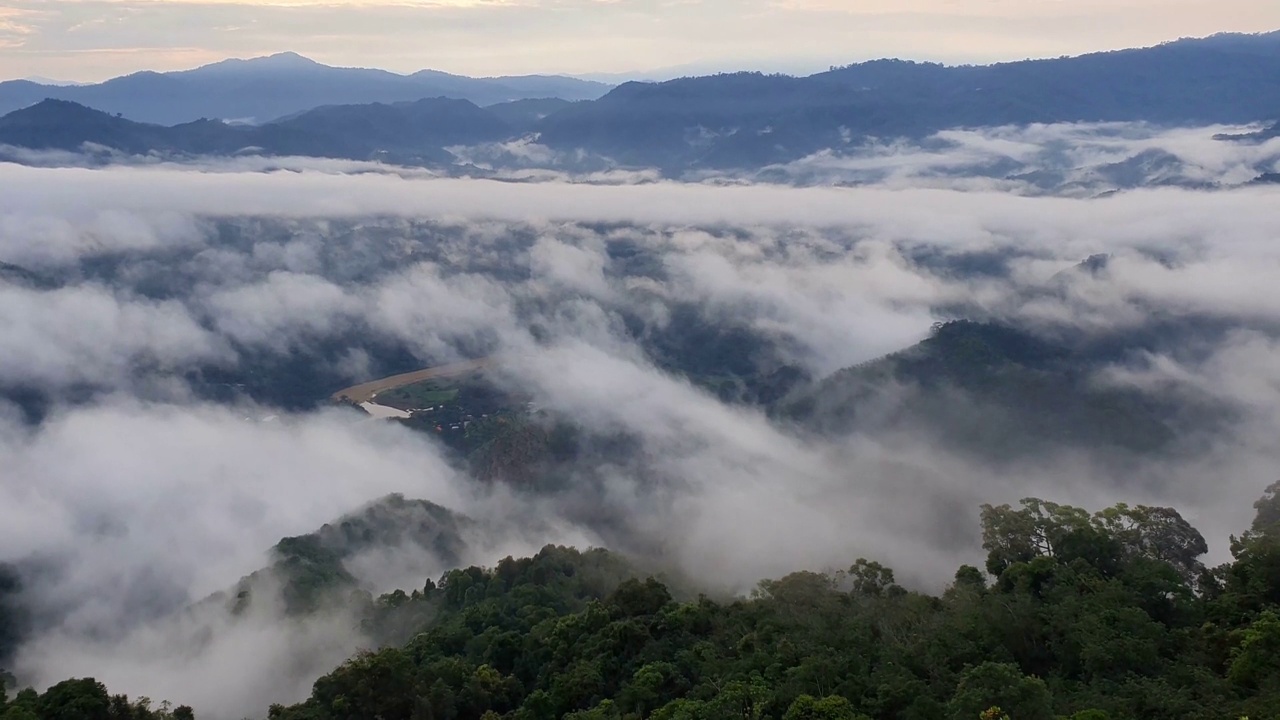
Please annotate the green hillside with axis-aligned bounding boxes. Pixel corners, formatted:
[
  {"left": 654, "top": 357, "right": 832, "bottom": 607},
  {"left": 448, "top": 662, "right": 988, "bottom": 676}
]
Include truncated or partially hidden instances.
[
  {"left": 212, "top": 494, "right": 470, "bottom": 617},
  {"left": 255, "top": 489, "right": 1280, "bottom": 720}
]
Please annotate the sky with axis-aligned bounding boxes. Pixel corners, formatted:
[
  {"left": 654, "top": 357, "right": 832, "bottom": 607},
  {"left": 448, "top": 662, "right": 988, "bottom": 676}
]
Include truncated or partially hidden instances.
[{"left": 0, "top": 0, "right": 1278, "bottom": 83}]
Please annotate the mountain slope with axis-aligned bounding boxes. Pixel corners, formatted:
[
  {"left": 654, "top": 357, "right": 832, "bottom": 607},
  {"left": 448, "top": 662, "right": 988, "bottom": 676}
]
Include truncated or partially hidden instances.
[
  {"left": 0, "top": 98, "right": 513, "bottom": 164},
  {"left": 4, "top": 33, "right": 1278, "bottom": 172},
  {"left": 0, "top": 53, "right": 611, "bottom": 125},
  {"left": 484, "top": 97, "right": 577, "bottom": 132},
  {"left": 260, "top": 97, "right": 512, "bottom": 163},
  {"left": 535, "top": 31, "right": 1280, "bottom": 169},
  {"left": 775, "top": 320, "right": 1200, "bottom": 459},
  {"left": 0, "top": 99, "right": 232, "bottom": 154},
  {"left": 214, "top": 493, "right": 471, "bottom": 616}
]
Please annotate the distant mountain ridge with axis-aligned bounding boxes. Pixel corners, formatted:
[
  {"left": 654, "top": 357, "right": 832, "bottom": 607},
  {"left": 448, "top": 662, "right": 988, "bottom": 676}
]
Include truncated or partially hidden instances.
[
  {"left": 1, "top": 32, "right": 1278, "bottom": 173},
  {"left": 0, "top": 97, "right": 515, "bottom": 165},
  {"left": 535, "top": 31, "right": 1280, "bottom": 169},
  {"left": 0, "top": 52, "right": 611, "bottom": 125}
]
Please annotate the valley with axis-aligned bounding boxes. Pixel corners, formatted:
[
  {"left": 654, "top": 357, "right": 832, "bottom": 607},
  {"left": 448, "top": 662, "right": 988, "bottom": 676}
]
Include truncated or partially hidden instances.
[{"left": 2, "top": 24, "right": 1280, "bottom": 720}]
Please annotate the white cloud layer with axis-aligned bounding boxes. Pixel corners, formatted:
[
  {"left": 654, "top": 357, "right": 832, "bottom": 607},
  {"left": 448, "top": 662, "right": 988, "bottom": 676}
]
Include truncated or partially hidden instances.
[{"left": 3, "top": 136, "right": 1280, "bottom": 716}]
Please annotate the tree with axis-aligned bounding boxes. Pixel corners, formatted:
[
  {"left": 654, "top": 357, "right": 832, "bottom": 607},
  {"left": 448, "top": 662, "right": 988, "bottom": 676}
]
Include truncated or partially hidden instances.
[
  {"left": 650, "top": 698, "right": 710, "bottom": 720},
  {"left": 952, "top": 565, "right": 986, "bottom": 591},
  {"left": 607, "top": 578, "right": 672, "bottom": 617},
  {"left": 1249, "top": 480, "right": 1280, "bottom": 537},
  {"left": 981, "top": 499, "right": 1208, "bottom": 586},
  {"left": 563, "top": 699, "right": 619, "bottom": 720},
  {"left": 550, "top": 660, "right": 606, "bottom": 715},
  {"left": 947, "top": 663, "right": 1053, "bottom": 720},
  {"left": 1092, "top": 503, "right": 1208, "bottom": 582},
  {"left": 1228, "top": 611, "right": 1280, "bottom": 691},
  {"left": 847, "top": 560, "right": 899, "bottom": 596},
  {"left": 783, "top": 694, "right": 867, "bottom": 720},
  {"left": 619, "top": 662, "right": 683, "bottom": 717},
  {"left": 309, "top": 648, "right": 417, "bottom": 720},
  {"left": 461, "top": 664, "right": 517, "bottom": 717},
  {"left": 515, "top": 690, "right": 555, "bottom": 720},
  {"left": 1225, "top": 530, "right": 1280, "bottom": 609},
  {"left": 37, "top": 678, "right": 111, "bottom": 720},
  {"left": 705, "top": 679, "right": 770, "bottom": 720},
  {"left": 980, "top": 499, "right": 1091, "bottom": 577}
]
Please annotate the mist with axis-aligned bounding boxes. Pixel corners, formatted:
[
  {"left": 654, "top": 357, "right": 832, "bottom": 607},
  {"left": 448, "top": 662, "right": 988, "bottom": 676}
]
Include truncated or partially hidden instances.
[{"left": 2, "top": 132, "right": 1280, "bottom": 717}]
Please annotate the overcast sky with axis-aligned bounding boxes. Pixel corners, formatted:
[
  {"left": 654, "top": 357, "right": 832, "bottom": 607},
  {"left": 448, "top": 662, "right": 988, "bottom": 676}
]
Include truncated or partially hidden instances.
[{"left": 0, "top": 0, "right": 1278, "bottom": 83}]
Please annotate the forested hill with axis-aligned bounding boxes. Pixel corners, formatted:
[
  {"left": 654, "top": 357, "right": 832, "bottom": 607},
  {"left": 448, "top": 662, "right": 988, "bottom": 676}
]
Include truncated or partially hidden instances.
[
  {"left": 534, "top": 32, "right": 1280, "bottom": 169},
  {"left": 260, "top": 485, "right": 1280, "bottom": 720},
  {"left": 8, "top": 484, "right": 1280, "bottom": 719},
  {"left": 774, "top": 320, "right": 1222, "bottom": 461},
  {"left": 0, "top": 98, "right": 512, "bottom": 166},
  {"left": 210, "top": 494, "right": 471, "bottom": 617}
]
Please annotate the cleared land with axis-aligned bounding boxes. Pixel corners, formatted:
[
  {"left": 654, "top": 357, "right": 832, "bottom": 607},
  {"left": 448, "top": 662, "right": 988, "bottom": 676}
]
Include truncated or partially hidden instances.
[
  {"left": 375, "top": 382, "right": 460, "bottom": 412},
  {"left": 330, "top": 357, "right": 492, "bottom": 404}
]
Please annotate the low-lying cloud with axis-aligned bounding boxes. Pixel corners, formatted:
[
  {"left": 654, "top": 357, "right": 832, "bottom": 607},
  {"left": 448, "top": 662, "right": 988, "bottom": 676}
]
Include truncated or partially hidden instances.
[{"left": 2, "top": 140, "right": 1280, "bottom": 717}]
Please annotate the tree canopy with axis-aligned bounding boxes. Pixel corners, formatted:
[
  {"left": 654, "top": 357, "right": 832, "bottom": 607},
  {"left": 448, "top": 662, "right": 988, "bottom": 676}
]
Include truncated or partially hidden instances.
[{"left": 11, "top": 488, "right": 1280, "bottom": 720}]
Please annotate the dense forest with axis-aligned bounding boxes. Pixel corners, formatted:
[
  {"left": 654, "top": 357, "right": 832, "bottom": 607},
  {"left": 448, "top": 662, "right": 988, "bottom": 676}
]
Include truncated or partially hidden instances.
[
  {"left": 11, "top": 481, "right": 1280, "bottom": 719},
  {"left": 255, "top": 484, "right": 1280, "bottom": 720}
]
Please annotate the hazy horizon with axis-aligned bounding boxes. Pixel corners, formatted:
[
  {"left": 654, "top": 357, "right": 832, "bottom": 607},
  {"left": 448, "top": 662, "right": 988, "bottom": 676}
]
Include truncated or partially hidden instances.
[
  {"left": 0, "top": 0, "right": 1277, "bottom": 83},
  {"left": 6, "top": 27, "right": 1279, "bottom": 86}
]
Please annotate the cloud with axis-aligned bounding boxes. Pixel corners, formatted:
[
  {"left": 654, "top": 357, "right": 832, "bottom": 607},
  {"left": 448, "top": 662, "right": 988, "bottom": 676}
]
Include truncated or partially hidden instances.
[
  {"left": 0, "top": 283, "right": 229, "bottom": 391},
  {"left": 3, "top": 143, "right": 1280, "bottom": 716},
  {"left": 1, "top": 399, "right": 595, "bottom": 716},
  {"left": 204, "top": 271, "right": 362, "bottom": 351},
  {"left": 740, "top": 122, "right": 1280, "bottom": 194},
  {"left": 0, "top": 155, "right": 1277, "bottom": 244}
]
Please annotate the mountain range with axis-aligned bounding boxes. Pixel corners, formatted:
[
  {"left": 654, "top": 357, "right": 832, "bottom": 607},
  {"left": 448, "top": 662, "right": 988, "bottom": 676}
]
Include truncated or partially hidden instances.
[
  {"left": 535, "top": 30, "right": 1280, "bottom": 170},
  {"left": 0, "top": 96, "right": 517, "bottom": 166},
  {"left": 1, "top": 31, "right": 1278, "bottom": 173},
  {"left": 0, "top": 52, "right": 610, "bottom": 125}
]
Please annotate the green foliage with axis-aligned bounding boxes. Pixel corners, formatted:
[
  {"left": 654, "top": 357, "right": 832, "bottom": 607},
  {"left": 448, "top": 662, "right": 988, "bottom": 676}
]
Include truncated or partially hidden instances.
[
  {"left": 1228, "top": 611, "right": 1280, "bottom": 691},
  {"left": 946, "top": 663, "right": 1053, "bottom": 720},
  {"left": 0, "top": 678, "right": 191, "bottom": 720},
  {"left": 262, "top": 491, "right": 1280, "bottom": 720},
  {"left": 845, "top": 560, "right": 900, "bottom": 597},
  {"left": 36, "top": 678, "right": 110, "bottom": 720},
  {"left": 1249, "top": 480, "right": 1280, "bottom": 537},
  {"left": 784, "top": 694, "right": 867, "bottom": 720},
  {"left": 375, "top": 379, "right": 459, "bottom": 411},
  {"left": 980, "top": 498, "right": 1207, "bottom": 585},
  {"left": 221, "top": 493, "right": 467, "bottom": 618}
]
